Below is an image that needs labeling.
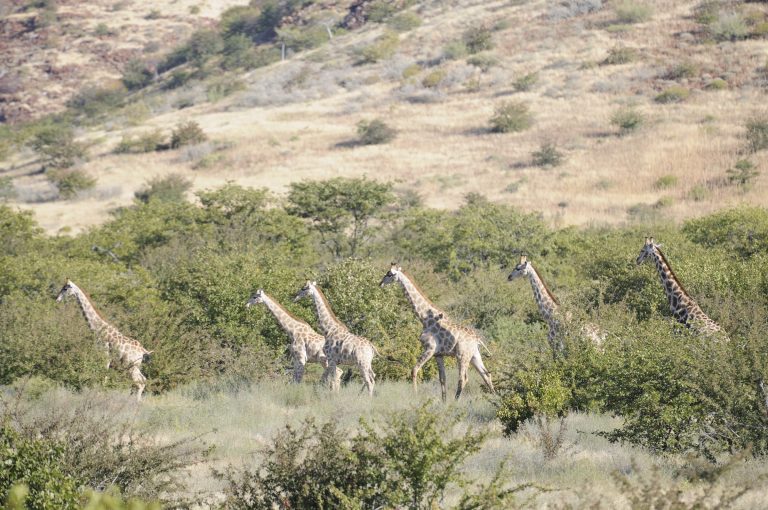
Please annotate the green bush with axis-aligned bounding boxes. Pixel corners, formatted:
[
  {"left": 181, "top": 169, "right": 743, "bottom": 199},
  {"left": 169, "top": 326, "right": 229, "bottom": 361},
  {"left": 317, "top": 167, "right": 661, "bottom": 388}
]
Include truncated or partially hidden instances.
[
  {"left": 134, "top": 174, "right": 192, "bottom": 204},
  {"left": 513, "top": 72, "right": 538, "bottom": 92},
  {"left": 442, "top": 40, "right": 468, "bottom": 60},
  {"left": 710, "top": 11, "right": 748, "bottom": 41},
  {"left": 489, "top": 101, "right": 533, "bottom": 133},
  {"left": 610, "top": 107, "right": 644, "bottom": 134},
  {"left": 0, "top": 426, "right": 80, "bottom": 510},
  {"left": 387, "top": 11, "right": 421, "bottom": 31},
  {"left": 67, "top": 84, "right": 126, "bottom": 118},
  {"left": 745, "top": 115, "right": 768, "bottom": 153},
  {"left": 654, "top": 174, "right": 678, "bottom": 189},
  {"left": 463, "top": 24, "right": 494, "bottom": 54},
  {"left": 357, "top": 118, "right": 397, "bottom": 145},
  {"left": 683, "top": 206, "right": 768, "bottom": 257},
  {"left": 705, "top": 78, "right": 727, "bottom": 90},
  {"left": 663, "top": 61, "right": 699, "bottom": 80},
  {"left": 287, "top": 177, "right": 394, "bottom": 258},
  {"left": 467, "top": 53, "right": 499, "bottom": 71},
  {"left": 726, "top": 159, "right": 759, "bottom": 188},
  {"left": 531, "top": 142, "right": 564, "bottom": 167},
  {"left": 601, "top": 46, "right": 637, "bottom": 65},
  {"left": 614, "top": 1, "right": 653, "bottom": 23},
  {"left": 170, "top": 120, "right": 207, "bottom": 149},
  {"left": 114, "top": 130, "right": 167, "bottom": 154},
  {"left": 30, "top": 124, "right": 87, "bottom": 170},
  {"left": 219, "top": 405, "right": 505, "bottom": 509},
  {"left": 495, "top": 358, "right": 571, "bottom": 435},
  {"left": 0, "top": 177, "right": 16, "bottom": 202},
  {"left": 655, "top": 86, "right": 690, "bottom": 104},
  {"left": 358, "top": 30, "right": 399, "bottom": 63},
  {"left": 121, "top": 59, "right": 154, "bottom": 90},
  {"left": 47, "top": 169, "right": 96, "bottom": 199},
  {"left": 421, "top": 68, "right": 445, "bottom": 88}
]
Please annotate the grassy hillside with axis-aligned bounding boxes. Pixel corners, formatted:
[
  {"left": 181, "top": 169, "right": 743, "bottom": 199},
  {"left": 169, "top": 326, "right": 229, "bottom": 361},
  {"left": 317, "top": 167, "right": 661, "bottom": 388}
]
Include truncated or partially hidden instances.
[{"left": 1, "top": 0, "right": 768, "bottom": 232}]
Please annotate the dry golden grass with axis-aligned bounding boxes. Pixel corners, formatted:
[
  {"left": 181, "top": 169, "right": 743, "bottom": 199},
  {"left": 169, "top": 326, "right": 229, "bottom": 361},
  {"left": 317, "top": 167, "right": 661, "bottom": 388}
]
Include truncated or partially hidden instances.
[{"left": 5, "top": 0, "right": 768, "bottom": 232}]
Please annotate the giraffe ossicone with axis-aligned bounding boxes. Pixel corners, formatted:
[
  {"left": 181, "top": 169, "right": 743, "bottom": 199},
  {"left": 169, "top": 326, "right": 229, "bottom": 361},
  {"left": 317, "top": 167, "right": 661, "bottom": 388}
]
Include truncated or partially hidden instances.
[
  {"left": 55, "top": 279, "right": 151, "bottom": 401},
  {"left": 380, "top": 264, "right": 495, "bottom": 401}
]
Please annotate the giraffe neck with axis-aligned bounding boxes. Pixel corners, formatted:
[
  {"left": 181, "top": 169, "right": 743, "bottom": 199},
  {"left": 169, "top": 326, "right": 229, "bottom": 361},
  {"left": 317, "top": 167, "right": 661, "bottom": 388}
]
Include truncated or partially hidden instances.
[
  {"left": 70, "top": 284, "right": 110, "bottom": 333},
  {"left": 309, "top": 287, "right": 346, "bottom": 336},
  {"left": 526, "top": 268, "right": 559, "bottom": 330},
  {"left": 261, "top": 293, "right": 308, "bottom": 336},
  {"left": 395, "top": 272, "right": 441, "bottom": 324},
  {"left": 648, "top": 248, "right": 707, "bottom": 325}
]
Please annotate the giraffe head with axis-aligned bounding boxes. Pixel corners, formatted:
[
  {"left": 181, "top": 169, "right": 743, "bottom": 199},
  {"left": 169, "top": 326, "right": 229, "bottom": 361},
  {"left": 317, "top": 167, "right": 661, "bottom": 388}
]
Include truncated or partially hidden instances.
[
  {"left": 246, "top": 289, "right": 265, "bottom": 308},
  {"left": 56, "top": 279, "right": 76, "bottom": 302},
  {"left": 507, "top": 255, "right": 531, "bottom": 281},
  {"left": 380, "top": 263, "right": 402, "bottom": 287},
  {"left": 636, "top": 236, "right": 659, "bottom": 265},
  {"left": 294, "top": 280, "right": 316, "bottom": 302}
]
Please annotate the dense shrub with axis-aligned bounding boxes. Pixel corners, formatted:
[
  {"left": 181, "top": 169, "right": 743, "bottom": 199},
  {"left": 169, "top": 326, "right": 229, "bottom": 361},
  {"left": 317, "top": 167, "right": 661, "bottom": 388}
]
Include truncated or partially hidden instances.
[
  {"left": 67, "top": 83, "right": 126, "bottom": 118},
  {"left": 513, "top": 72, "right": 538, "bottom": 92},
  {"left": 114, "top": 130, "right": 167, "bottom": 154},
  {"left": 489, "top": 101, "right": 533, "bottom": 133},
  {"left": 219, "top": 405, "right": 517, "bottom": 509},
  {"left": 357, "top": 118, "right": 397, "bottom": 146},
  {"left": 610, "top": 107, "right": 644, "bottom": 134},
  {"left": 170, "top": 120, "right": 207, "bottom": 149},
  {"left": 358, "top": 30, "right": 399, "bottom": 63},
  {"left": 134, "top": 174, "right": 192, "bottom": 204},
  {"left": 710, "top": 11, "right": 748, "bottom": 41},
  {"left": 745, "top": 115, "right": 768, "bottom": 153},
  {"left": 47, "top": 168, "right": 96, "bottom": 199},
  {"left": 655, "top": 86, "right": 690, "bottom": 104},
  {"left": 614, "top": 1, "right": 653, "bottom": 23},
  {"left": 548, "top": 0, "right": 604, "bottom": 21},
  {"left": 30, "top": 124, "right": 87, "bottom": 170},
  {"left": 532, "top": 142, "right": 564, "bottom": 167},
  {"left": 0, "top": 426, "right": 80, "bottom": 510},
  {"left": 601, "top": 46, "right": 637, "bottom": 65},
  {"left": 682, "top": 206, "right": 768, "bottom": 258},
  {"left": 122, "top": 59, "right": 155, "bottom": 90},
  {"left": 387, "top": 11, "right": 421, "bottom": 31},
  {"left": 287, "top": 176, "right": 394, "bottom": 258},
  {"left": 463, "top": 25, "right": 494, "bottom": 54},
  {"left": 726, "top": 159, "right": 759, "bottom": 188}
]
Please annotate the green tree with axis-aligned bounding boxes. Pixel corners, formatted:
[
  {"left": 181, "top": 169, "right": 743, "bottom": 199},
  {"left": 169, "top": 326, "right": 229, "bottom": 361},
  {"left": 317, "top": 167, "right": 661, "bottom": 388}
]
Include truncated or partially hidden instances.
[
  {"left": 30, "top": 124, "right": 87, "bottom": 170},
  {"left": 287, "top": 177, "right": 394, "bottom": 258}
]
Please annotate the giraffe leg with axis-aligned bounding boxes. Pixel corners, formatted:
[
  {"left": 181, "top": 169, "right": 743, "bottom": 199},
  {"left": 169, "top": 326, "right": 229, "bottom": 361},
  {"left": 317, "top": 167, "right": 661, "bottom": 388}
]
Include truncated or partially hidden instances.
[
  {"left": 470, "top": 351, "right": 495, "bottom": 394},
  {"left": 293, "top": 359, "right": 305, "bottom": 384},
  {"left": 435, "top": 356, "right": 447, "bottom": 402},
  {"left": 359, "top": 362, "right": 375, "bottom": 396},
  {"left": 455, "top": 357, "right": 471, "bottom": 400},
  {"left": 129, "top": 365, "right": 147, "bottom": 402},
  {"left": 412, "top": 347, "right": 436, "bottom": 391},
  {"left": 327, "top": 360, "right": 341, "bottom": 391}
]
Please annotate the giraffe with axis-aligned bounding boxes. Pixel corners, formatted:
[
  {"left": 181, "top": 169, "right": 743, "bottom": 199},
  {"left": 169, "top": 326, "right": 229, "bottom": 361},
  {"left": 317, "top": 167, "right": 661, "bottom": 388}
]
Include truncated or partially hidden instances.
[
  {"left": 294, "top": 281, "right": 377, "bottom": 396},
  {"left": 636, "top": 237, "right": 726, "bottom": 337},
  {"left": 380, "top": 265, "right": 495, "bottom": 401},
  {"left": 55, "top": 279, "right": 152, "bottom": 401},
  {"left": 246, "top": 289, "right": 341, "bottom": 383},
  {"left": 507, "top": 255, "right": 604, "bottom": 356}
]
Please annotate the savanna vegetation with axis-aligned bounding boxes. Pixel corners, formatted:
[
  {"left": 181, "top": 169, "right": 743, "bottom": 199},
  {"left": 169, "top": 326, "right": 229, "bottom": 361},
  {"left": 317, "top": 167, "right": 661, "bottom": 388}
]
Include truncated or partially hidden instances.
[{"left": 2, "top": 176, "right": 768, "bottom": 507}]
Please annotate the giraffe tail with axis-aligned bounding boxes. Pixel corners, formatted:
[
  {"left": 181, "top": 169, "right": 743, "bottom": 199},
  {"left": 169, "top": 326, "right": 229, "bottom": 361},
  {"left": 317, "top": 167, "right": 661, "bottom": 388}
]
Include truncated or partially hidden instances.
[
  {"left": 142, "top": 351, "right": 153, "bottom": 364},
  {"left": 477, "top": 338, "right": 492, "bottom": 357}
]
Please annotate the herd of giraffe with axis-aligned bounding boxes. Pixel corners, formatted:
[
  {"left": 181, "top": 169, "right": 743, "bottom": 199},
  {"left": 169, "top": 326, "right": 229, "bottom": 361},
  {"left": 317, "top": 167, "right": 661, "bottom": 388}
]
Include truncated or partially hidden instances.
[{"left": 55, "top": 237, "right": 727, "bottom": 402}]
